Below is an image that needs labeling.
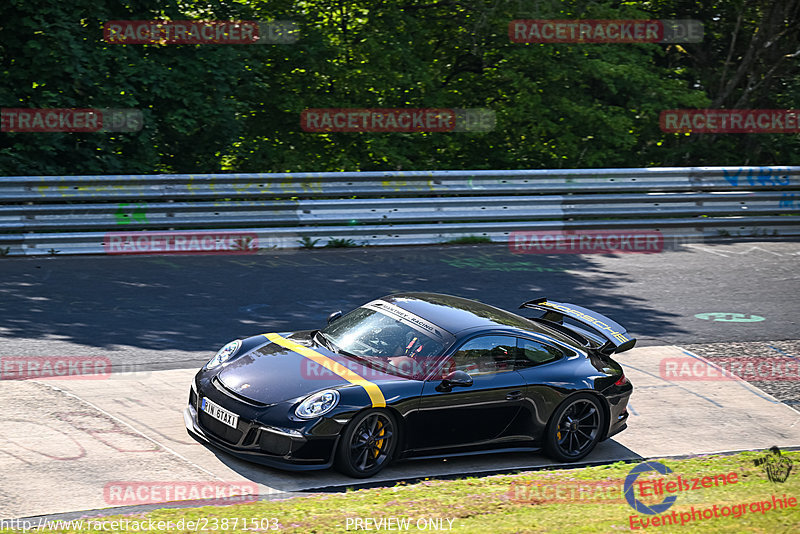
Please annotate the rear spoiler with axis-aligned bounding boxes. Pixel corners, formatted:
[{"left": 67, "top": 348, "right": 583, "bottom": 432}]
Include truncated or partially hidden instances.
[{"left": 519, "top": 297, "right": 636, "bottom": 354}]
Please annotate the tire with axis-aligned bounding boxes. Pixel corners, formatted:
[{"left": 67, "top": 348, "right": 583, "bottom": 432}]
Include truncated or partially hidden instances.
[
  {"left": 544, "top": 393, "right": 605, "bottom": 463},
  {"left": 335, "top": 409, "right": 398, "bottom": 478}
]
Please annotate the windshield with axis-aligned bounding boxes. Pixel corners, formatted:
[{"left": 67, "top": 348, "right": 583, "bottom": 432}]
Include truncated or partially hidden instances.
[{"left": 320, "top": 307, "right": 449, "bottom": 379}]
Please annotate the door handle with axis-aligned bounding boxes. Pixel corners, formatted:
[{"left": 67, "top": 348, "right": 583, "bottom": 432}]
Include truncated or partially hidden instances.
[{"left": 506, "top": 390, "right": 522, "bottom": 400}]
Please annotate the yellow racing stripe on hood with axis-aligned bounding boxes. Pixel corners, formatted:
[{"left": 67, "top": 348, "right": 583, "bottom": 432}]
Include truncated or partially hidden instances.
[{"left": 263, "top": 333, "right": 386, "bottom": 408}]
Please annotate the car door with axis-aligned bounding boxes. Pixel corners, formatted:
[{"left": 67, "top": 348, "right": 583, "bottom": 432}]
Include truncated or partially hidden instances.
[
  {"left": 406, "top": 335, "right": 527, "bottom": 451},
  {"left": 514, "top": 337, "right": 573, "bottom": 441}
]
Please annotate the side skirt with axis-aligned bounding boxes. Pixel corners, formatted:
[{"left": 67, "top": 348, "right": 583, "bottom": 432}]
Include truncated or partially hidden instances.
[{"left": 403, "top": 446, "right": 543, "bottom": 462}]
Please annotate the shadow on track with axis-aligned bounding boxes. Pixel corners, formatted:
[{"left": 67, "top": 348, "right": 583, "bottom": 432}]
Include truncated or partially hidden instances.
[{"left": 0, "top": 244, "right": 689, "bottom": 353}]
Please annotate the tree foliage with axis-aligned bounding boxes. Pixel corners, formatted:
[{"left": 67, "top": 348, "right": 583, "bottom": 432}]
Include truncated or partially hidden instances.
[{"left": 0, "top": 0, "right": 797, "bottom": 175}]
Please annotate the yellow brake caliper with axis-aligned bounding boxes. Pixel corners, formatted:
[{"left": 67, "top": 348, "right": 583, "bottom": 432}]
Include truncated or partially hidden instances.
[{"left": 374, "top": 421, "right": 385, "bottom": 457}]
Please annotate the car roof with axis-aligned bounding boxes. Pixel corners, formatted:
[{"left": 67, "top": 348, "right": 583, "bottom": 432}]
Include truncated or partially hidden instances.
[{"left": 382, "top": 292, "right": 549, "bottom": 336}]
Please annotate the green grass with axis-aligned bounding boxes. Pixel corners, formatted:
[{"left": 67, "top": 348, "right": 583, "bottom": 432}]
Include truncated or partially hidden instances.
[
  {"left": 4, "top": 451, "right": 798, "bottom": 533},
  {"left": 324, "top": 238, "right": 359, "bottom": 248},
  {"left": 297, "top": 236, "right": 321, "bottom": 249},
  {"left": 444, "top": 235, "right": 493, "bottom": 244}
]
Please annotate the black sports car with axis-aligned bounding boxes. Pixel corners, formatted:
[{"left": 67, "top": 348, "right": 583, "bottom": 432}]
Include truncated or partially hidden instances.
[{"left": 185, "top": 293, "right": 634, "bottom": 478}]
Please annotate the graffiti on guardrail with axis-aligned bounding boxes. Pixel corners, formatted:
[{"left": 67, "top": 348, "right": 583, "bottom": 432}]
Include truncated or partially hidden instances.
[
  {"left": 780, "top": 193, "right": 798, "bottom": 208},
  {"left": 3, "top": 168, "right": 797, "bottom": 257},
  {"left": 721, "top": 168, "right": 791, "bottom": 187},
  {"left": 115, "top": 202, "right": 148, "bottom": 224}
]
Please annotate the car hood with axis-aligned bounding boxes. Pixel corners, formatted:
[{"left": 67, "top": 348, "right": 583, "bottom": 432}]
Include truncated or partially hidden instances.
[{"left": 215, "top": 331, "right": 404, "bottom": 405}]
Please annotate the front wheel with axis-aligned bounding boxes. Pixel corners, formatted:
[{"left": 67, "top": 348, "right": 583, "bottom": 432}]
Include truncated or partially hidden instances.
[
  {"left": 335, "top": 409, "right": 398, "bottom": 478},
  {"left": 544, "top": 393, "right": 605, "bottom": 462}
]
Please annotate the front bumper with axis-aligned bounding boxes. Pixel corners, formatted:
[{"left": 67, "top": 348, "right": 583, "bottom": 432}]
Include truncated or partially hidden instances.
[{"left": 185, "top": 383, "right": 340, "bottom": 471}]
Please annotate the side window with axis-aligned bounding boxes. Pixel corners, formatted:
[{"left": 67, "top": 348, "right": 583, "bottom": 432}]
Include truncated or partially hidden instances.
[
  {"left": 450, "top": 335, "right": 517, "bottom": 376},
  {"left": 517, "top": 339, "right": 565, "bottom": 367}
]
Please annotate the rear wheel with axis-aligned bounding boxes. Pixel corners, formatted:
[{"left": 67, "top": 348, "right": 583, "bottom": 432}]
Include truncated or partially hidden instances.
[
  {"left": 544, "top": 393, "right": 604, "bottom": 462},
  {"left": 335, "top": 409, "right": 397, "bottom": 478}
]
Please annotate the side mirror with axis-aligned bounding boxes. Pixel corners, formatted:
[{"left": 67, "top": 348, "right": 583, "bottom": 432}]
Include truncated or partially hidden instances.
[
  {"left": 327, "top": 310, "right": 343, "bottom": 324},
  {"left": 437, "top": 370, "right": 473, "bottom": 392}
]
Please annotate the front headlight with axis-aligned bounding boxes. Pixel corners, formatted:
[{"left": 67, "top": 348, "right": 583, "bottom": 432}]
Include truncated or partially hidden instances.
[
  {"left": 205, "top": 340, "right": 242, "bottom": 370},
  {"left": 295, "top": 389, "right": 340, "bottom": 419}
]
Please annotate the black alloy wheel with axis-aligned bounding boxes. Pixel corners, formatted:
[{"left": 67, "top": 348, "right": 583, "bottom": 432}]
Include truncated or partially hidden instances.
[
  {"left": 335, "top": 410, "right": 397, "bottom": 478},
  {"left": 544, "top": 393, "right": 604, "bottom": 462}
]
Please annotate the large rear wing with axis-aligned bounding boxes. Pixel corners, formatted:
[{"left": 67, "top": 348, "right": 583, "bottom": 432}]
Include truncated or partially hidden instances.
[{"left": 519, "top": 298, "right": 636, "bottom": 354}]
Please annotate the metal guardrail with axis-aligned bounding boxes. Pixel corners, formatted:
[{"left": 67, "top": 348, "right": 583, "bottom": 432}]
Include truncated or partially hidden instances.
[{"left": 1, "top": 166, "right": 798, "bottom": 255}]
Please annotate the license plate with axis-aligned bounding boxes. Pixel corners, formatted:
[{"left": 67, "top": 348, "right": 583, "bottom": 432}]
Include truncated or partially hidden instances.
[{"left": 200, "top": 397, "right": 239, "bottom": 429}]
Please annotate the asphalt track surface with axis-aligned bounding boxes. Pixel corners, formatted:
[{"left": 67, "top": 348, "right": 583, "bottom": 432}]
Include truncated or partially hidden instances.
[
  {"left": 1, "top": 240, "right": 799, "bottom": 370},
  {"left": 1, "top": 240, "right": 800, "bottom": 520}
]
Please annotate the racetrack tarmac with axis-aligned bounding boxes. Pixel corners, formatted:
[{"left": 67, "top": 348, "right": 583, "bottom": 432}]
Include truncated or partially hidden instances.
[
  {"left": 1, "top": 240, "right": 799, "bottom": 370},
  {"left": 1, "top": 240, "right": 799, "bottom": 518},
  {"left": 2, "top": 345, "right": 799, "bottom": 519}
]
